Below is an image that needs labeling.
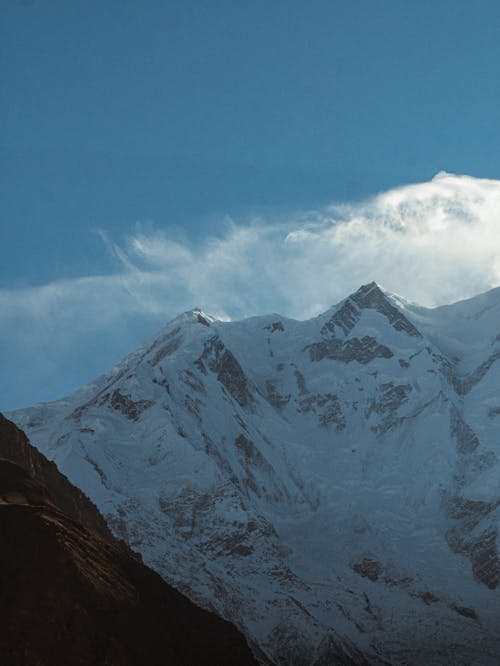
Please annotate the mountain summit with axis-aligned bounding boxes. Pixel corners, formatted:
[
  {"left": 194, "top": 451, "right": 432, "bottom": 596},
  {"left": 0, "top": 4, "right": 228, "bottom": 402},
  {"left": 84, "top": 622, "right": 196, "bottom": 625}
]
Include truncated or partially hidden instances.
[{"left": 10, "top": 284, "right": 500, "bottom": 665}]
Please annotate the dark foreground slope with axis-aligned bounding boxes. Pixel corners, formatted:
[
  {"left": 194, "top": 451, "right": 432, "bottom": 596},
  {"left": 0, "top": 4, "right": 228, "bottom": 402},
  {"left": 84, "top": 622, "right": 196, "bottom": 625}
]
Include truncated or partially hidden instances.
[
  {"left": 0, "top": 413, "right": 112, "bottom": 540},
  {"left": 0, "top": 414, "right": 256, "bottom": 666}
]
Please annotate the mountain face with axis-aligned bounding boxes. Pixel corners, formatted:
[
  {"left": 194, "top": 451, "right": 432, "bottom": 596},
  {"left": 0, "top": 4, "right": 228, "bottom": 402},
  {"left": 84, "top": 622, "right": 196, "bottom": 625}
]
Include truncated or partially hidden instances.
[
  {"left": 10, "top": 282, "right": 500, "bottom": 665},
  {"left": 0, "top": 414, "right": 256, "bottom": 666}
]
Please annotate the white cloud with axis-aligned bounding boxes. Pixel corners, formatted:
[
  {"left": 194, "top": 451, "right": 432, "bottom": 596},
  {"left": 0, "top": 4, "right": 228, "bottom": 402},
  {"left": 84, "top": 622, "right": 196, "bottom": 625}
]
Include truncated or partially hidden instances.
[
  {"left": 108, "top": 171, "right": 500, "bottom": 317},
  {"left": 2, "top": 172, "right": 500, "bottom": 408}
]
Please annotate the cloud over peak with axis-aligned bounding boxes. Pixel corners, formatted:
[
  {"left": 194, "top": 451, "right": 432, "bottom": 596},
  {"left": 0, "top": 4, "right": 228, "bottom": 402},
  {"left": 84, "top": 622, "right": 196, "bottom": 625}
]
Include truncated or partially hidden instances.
[
  {"left": 99, "top": 172, "right": 499, "bottom": 317},
  {"left": 2, "top": 172, "right": 500, "bottom": 408}
]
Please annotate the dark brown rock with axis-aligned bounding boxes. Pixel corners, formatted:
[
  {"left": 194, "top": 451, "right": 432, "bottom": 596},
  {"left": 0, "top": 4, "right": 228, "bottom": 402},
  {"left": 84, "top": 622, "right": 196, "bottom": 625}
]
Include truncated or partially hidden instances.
[{"left": 0, "top": 413, "right": 112, "bottom": 541}]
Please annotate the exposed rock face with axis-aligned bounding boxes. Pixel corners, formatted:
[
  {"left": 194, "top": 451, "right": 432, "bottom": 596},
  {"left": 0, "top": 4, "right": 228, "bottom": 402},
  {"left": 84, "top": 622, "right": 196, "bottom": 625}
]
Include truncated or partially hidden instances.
[
  {"left": 0, "top": 413, "right": 112, "bottom": 540},
  {"left": 450, "top": 406, "right": 480, "bottom": 454},
  {"left": 148, "top": 326, "right": 183, "bottom": 366},
  {"left": 445, "top": 407, "right": 500, "bottom": 590},
  {"left": 350, "top": 282, "right": 422, "bottom": 338},
  {"left": 298, "top": 392, "right": 346, "bottom": 430},
  {"left": 10, "top": 286, "right": 500, "bottom": 665},
  {"left": 0, "top": 415, "right": 257, "bottom": 666},
  {"left": 321, "top": 282, "right": 421, "bottom": 338},
  {"left": 108, "top": 389, "right": 153, "bottom": 421},
  {"left": 198, "top": 336, "right": 254, "bottom": 407},
  {"left": 307, "top": 335, "right": 394, "bottom": 364},
  {"left": 445, "top": 493, "right": 500, "bottom": 590},
  {"left": 321, "top": 298, "right": 360, "bottom": 336},
  {"left": 367, "top": 382, "right": 413, "bottom": 435},
  {"left": 351, "top": 556, "right": 382, "bottom": 582}
]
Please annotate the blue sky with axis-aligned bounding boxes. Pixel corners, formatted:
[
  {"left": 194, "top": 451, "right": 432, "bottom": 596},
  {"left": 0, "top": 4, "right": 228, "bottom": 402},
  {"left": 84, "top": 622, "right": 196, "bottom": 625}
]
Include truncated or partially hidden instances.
[{"left": 2, "top": 1, "right": 500, "bottom": 409}]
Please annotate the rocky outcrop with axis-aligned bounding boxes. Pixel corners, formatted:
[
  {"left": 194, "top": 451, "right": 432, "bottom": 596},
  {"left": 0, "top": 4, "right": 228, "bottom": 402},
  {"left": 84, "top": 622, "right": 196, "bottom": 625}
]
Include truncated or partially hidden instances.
[
  {"left": 450, "top": 407, "right": 480, "bottom": 454},
  {"left": 148, "top": 326, "right": 183, "bottom": 366},
  {"left": 307, "top": 336, "right": 393, "bottom": 364},
  {"left": 198, "top": 336, "right": 254, "bottom": 407},
  {"left": 299, "top": 392, "right": 346, "bottom": 430},
  {"left": 444, "top": 492, "right": 500, "bottom": 589},
  {"left": 321, "top": 299, "right": 360, "bottom": 337},
  {"left": 351, "top": 282, "right": 422, "bottom": 338},
  {"left": 108, "top": 389, "right": 153, "bottom": 421},
  {"left": 367, "top": 382, "right": 412, "bottom": 434},
  {"left": 351, "top": 556, "right": 382, "bottom": 582},
  {"left": 0, "top": 413, "right": 112, "bottom": 541},
  {"left": 320, "top": 283, "right": 421, "bottom": 339}
]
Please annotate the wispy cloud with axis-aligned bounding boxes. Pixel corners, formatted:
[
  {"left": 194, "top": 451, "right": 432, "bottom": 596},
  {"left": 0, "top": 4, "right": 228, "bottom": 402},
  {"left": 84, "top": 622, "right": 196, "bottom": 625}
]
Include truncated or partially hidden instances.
[
  {"left": 94, "top": 171, "right": 500, "bottom": 316},
  {"left": 2, "top": 172, "right": 500, "bottom": 408}
]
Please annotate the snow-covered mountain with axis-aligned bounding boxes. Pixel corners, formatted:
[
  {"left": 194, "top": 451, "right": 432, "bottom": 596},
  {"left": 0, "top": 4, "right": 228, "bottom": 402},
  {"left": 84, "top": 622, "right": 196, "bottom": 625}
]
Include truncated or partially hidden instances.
[{"left": 10, "top": 282, "right": 500, "bottom": 664}]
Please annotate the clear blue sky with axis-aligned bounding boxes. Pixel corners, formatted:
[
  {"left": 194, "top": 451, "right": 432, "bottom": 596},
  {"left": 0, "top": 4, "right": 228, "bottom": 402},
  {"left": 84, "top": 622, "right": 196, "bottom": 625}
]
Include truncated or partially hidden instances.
[
  {"left": 3, "top": 0, "right": 500, "bottom": 287},
  {"left": 2, "top": 0, "right": 500, "bottom": 410}
]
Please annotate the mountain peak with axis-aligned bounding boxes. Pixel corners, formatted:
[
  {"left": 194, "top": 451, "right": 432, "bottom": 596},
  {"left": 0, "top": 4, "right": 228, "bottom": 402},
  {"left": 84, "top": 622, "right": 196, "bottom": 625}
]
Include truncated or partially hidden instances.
[
  {"left": 350, "top": 282, "right": 421, "bottom": 337},
  {"left": 350, "top": 281, "right": 388, "bottom": 306},
  {"left": 170, "top": 308, "right": 218, "bottom": 328},
  {"left": 321, "top": 282, "right": 422, "bottom": 338}
]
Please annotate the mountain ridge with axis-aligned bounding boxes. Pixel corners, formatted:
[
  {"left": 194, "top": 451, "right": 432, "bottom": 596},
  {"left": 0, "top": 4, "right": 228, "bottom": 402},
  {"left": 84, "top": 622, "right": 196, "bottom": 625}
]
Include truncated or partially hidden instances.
[{"left": 9, "top": 283, "right": 500, "bottom": 665}]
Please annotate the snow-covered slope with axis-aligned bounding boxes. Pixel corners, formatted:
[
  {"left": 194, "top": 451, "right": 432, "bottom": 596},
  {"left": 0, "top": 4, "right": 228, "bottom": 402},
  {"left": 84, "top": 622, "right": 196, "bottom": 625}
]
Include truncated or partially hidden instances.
[{"left": 10, "top": 282, "right": 500, "bottom": 664}]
